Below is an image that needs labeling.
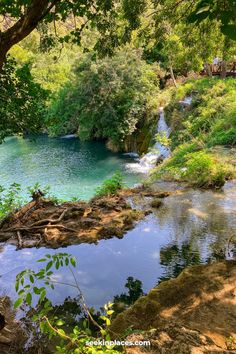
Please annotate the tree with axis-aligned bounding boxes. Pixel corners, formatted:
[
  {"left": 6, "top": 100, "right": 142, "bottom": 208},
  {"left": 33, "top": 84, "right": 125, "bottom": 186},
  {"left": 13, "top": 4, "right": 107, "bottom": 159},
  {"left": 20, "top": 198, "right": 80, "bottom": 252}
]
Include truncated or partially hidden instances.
[
  {"left": 46, "top": 49, "right": 160, "bottom": 148},
  {"left": 0, "top": 0, "right": 147, "bottom": 71},
  {"left": 0, "top": 57, "right": 48, "bottom": 140},
  {"left": 188, "top": 0, "right": 236, "bottom": 40}
]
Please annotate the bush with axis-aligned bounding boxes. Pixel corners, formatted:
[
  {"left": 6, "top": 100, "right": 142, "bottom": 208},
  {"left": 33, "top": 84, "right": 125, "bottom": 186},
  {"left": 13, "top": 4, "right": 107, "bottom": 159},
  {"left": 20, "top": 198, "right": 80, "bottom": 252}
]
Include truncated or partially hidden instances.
[
  {"left": 0, "top": 183, "right": 23, "bottom": 219},
  {"left": 95, "top": 172, "right": 124, "bottom": 197},
  {"left": 151, "top": 147, "right": 232, "bottom": 188},
  {"left": 183, "top": 151, "right": 227, "bottom": 188}
]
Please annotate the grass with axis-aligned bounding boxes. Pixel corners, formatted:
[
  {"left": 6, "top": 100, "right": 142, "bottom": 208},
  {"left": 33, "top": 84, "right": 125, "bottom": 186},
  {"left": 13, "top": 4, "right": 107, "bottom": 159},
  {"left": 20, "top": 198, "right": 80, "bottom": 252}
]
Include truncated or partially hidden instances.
[{"left": 150, "top": 77, "right": 236, "bottom": 188}]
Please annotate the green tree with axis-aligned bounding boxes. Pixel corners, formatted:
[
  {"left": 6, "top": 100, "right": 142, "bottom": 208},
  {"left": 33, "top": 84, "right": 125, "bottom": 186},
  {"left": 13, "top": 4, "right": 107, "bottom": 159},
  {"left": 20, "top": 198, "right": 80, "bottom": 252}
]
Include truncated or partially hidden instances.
[
  {"left": 47, "top": 49, "right": 160, "bottom": 148},
  {"left": 0, "top": 0, "right": 146, "bottom": 70},
  {"left": 188, "top": 0, "right": 236, "bottom": 40},
  {"left": 0, "top": 57, "right": 48, "bottom": 140}
]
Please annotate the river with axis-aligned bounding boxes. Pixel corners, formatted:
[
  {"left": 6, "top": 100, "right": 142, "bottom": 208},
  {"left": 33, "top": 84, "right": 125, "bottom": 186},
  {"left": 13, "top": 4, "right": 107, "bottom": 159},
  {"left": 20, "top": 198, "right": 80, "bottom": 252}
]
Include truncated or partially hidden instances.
[
  {"left": 0, "top": 135, "right": 139, "bottom": 200},
  {"left": 0, "top": 136, "right": 235, "bottom": 310}
]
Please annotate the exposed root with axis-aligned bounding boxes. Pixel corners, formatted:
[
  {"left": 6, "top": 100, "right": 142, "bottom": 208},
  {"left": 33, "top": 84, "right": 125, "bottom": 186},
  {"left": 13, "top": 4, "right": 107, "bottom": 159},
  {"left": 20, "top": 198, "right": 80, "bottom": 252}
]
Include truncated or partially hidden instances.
[
  {"left": 0, "top": 195, "right": 146, "bottom": 249},
  {"left": 16, "top": 231, "right": 22, "bottom": 249}
]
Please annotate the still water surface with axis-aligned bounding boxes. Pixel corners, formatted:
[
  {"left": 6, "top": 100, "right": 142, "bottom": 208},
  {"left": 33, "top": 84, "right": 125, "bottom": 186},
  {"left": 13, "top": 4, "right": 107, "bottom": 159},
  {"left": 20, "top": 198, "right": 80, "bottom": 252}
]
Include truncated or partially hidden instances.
[
  {"left": 0, "top": 136, "right": 235, "bottom": 309},
  {"left": 0, "top": 135, "right": 139, "bottom": 200},
  {"left": 0, "top": 177, "right": 235, "bottom": 308}
]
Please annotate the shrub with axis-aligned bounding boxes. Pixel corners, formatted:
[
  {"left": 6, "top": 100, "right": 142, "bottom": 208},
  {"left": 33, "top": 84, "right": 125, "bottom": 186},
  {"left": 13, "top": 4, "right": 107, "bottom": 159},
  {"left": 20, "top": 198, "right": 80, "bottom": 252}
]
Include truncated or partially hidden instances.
[
  {"left": 0, "top": 183, "right": 23, "bottom": 219},
  {"left": 151, "top": 148, "right": 232, "bottom": 188},
  {"left": 95, "top": 172, "right": 124, "bottom": 197},
  {"left": 183, "top": 151, "right": 227, "bottom": 188}
]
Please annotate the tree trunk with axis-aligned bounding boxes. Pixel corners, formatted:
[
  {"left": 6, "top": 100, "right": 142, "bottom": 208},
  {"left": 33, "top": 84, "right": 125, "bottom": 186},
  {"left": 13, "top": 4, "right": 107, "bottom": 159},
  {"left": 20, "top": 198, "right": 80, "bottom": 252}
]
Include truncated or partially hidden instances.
[
  {"left": 0, "top": 0, "right": 58, "bottom": 71},
  {"left": 170, "top": 65, "right": 177, "bottom": 87}
]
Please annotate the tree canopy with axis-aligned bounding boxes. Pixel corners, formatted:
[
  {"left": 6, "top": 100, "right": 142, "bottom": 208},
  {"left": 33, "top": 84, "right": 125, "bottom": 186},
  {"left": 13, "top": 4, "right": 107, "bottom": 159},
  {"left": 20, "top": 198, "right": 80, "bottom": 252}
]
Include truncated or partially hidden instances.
[{"left": 0, "top": 0, "right": 236, "bottom": 71}]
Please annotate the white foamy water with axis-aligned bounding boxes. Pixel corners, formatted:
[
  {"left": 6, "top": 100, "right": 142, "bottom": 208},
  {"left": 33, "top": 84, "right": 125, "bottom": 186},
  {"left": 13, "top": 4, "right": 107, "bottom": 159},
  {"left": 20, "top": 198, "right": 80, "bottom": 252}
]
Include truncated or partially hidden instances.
[{"left": 126, "top": 108, "right": 171, "bottom": 173}]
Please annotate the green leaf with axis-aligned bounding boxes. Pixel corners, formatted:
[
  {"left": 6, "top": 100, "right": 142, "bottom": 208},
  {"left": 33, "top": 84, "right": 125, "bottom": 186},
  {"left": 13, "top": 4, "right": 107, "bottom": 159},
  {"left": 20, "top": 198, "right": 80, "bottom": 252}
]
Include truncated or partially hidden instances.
[
  {"left": 25, "top": 292, "right": 32, "bottom": 306},
  {"left": 14, "top": 298, "right": 23, "bottom": 309},
  {"left": 33, "top": 286, "right": 41, "bottom": 295},
  {"left": 56, "top": 319, "right": 65, "bottom": 326},
  {"left": 46, "top": 261, "right": 53, "bottom": 271},
  {"left": 70, "top": 257, "right": 76, "bottom": 268},
  {"left": 29, "top": 275, "right": 34, "bottom": 283}
]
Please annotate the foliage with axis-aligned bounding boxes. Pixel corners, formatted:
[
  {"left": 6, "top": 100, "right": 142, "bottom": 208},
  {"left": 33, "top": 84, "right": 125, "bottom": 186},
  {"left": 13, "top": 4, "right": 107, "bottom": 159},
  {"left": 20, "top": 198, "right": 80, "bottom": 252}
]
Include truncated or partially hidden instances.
[
  {"left": 0, "top": 183, "right": 23, "bottom": 220},
  {"left": 151, "top": 145, "right": 233, "bottom": 188},
  {"left": 14, "top": 253, "right": 121, "bottom": 354},
  {"left": 46, "top": 49, "right": 160, "bottom": 145},
  {"left": 0, "top": 182, "right": 54, "bottom": 220},
  {"left": 95, "top": 172, "right": 124, "bottom": 197},
  {"left": 167, "top": 78, "right": 236, "bottom": 148},
  {"left": 0, "top": 57, "right": 48, "bottom": 140},
  {"left": 188, "top": 0, "right": 236, "bottom": 40}
]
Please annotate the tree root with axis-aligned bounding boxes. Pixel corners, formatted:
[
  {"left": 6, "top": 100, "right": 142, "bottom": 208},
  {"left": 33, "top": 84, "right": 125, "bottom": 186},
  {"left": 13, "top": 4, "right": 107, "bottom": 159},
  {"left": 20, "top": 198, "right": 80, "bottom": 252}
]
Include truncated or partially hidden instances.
[
  {"left": 2, "top": 224, "right": 78, "bottom": 234},
  {"left": 16, "top": 231, "right": 22, "bottom": 249},
  {"left": 28, "top": 208, "right": 68, "bottom": 227}
]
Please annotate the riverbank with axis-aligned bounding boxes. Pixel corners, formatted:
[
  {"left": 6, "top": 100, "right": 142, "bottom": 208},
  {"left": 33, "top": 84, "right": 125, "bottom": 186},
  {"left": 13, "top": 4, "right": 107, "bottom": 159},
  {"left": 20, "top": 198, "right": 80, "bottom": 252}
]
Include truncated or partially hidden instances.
[
  {"left": 0, "top": 187, "right": 172, "bottom": 248},
  {"left": 0, "top": 181, "right": 235, "bottom": 353},
  {"left": 110, "top": 260, "right": 236, "bottom": 353}
]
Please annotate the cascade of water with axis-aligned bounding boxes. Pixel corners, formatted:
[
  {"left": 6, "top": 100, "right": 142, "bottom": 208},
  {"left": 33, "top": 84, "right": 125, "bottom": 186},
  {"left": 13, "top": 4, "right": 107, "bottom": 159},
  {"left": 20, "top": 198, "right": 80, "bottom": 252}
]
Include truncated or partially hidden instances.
[{"left": 125, "top": 108, "right": 171, "bottom": 173}]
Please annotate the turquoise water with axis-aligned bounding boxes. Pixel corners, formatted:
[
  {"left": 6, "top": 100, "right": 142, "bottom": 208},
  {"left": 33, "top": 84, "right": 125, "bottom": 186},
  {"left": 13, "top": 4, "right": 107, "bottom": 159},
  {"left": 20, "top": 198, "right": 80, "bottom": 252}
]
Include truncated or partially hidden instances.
[
  {"left": 0, "top": 135, "right": 140, "bottom": 200},
  {"left": 0, "top": 135, "right": 235, "bottom": 311},
  {"left": 0, "top": 182, "right": 235, "bottom": 309}
]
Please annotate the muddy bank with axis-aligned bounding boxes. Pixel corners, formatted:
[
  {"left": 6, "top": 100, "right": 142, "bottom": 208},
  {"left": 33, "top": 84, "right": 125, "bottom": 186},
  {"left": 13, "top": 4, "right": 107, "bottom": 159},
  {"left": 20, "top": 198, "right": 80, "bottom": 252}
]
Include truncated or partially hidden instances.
[
  {"left": 0, "top": 192, "right": 156, "bottom": 249},
  {"left": 110, "top": 261, "right": 236, "bottom": 353}
]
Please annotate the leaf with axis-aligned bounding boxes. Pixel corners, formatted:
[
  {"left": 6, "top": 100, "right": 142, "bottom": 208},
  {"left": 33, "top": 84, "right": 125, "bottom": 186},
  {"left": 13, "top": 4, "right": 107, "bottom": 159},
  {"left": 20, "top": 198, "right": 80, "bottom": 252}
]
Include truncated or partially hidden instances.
[
  {"left": 46, "top": 261, "right": 53, "bottom": 271},
  {"left": 15, "top": 281, "right": 19, "bottom": 292},
  {"left": 29, "top": 275, "right": 34, "bottom": 283},
  {"left": 107, "top": 310, "right": 114, "bottom": 315},
  {"left": 56, "top": 319, "right": 65, "bottom": 326},
  {"left": 37, "top": 258, "right": 46, "bottom": 262},
  {"left": 70, "top": 257, "right": 76, "bottom": 268},
  {"left": 14, "top": 298, "right": 23, "bottom": 309},
  {"left": 25, "top": 292, "right": 32, "bottom": 306},
  {"left": 33, "top": 286, "right": 41, "bottom": 295},
  {"left": 18, "top": 289, "right": 25, "bottom": 296}
]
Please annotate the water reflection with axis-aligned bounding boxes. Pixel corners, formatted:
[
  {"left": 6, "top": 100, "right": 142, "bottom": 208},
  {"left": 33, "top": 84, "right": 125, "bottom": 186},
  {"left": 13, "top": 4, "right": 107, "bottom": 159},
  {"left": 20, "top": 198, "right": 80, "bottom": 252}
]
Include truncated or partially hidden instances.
[
  {"left": 158, "top": 243, "right": 201, "bottom": 282},
  {"left": 0, "top": 181, "right": 235, "bottom": 310}
]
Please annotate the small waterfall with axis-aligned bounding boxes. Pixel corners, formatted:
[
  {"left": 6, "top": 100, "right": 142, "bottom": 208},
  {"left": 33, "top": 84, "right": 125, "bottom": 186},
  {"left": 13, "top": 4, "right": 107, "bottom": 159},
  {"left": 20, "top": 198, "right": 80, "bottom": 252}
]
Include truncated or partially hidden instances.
[{"left": 125, "top": 108, "right": 171, "bottom": 173}]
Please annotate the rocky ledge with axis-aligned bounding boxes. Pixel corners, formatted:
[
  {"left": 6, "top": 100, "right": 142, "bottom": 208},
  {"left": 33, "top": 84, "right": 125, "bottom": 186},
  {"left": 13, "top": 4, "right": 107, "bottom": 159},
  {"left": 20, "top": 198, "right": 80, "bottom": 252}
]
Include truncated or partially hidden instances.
[{"left": 110, "top": 261, "right": 236, "bottom": 353}]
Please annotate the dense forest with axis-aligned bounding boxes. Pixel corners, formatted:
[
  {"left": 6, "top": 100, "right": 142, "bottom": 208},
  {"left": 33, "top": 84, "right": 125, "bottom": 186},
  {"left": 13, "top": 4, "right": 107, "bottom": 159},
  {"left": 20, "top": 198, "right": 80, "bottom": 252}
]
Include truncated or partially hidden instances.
[{"left": 0, "top": 1, "right": 236, "bottom": 353}]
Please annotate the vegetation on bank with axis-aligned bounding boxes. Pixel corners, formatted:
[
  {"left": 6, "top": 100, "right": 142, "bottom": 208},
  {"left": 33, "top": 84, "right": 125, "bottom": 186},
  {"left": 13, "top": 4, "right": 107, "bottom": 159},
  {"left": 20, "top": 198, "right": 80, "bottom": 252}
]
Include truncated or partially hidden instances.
[{"left": 150, "top": 78, "right": 236, "bottom": 188}]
